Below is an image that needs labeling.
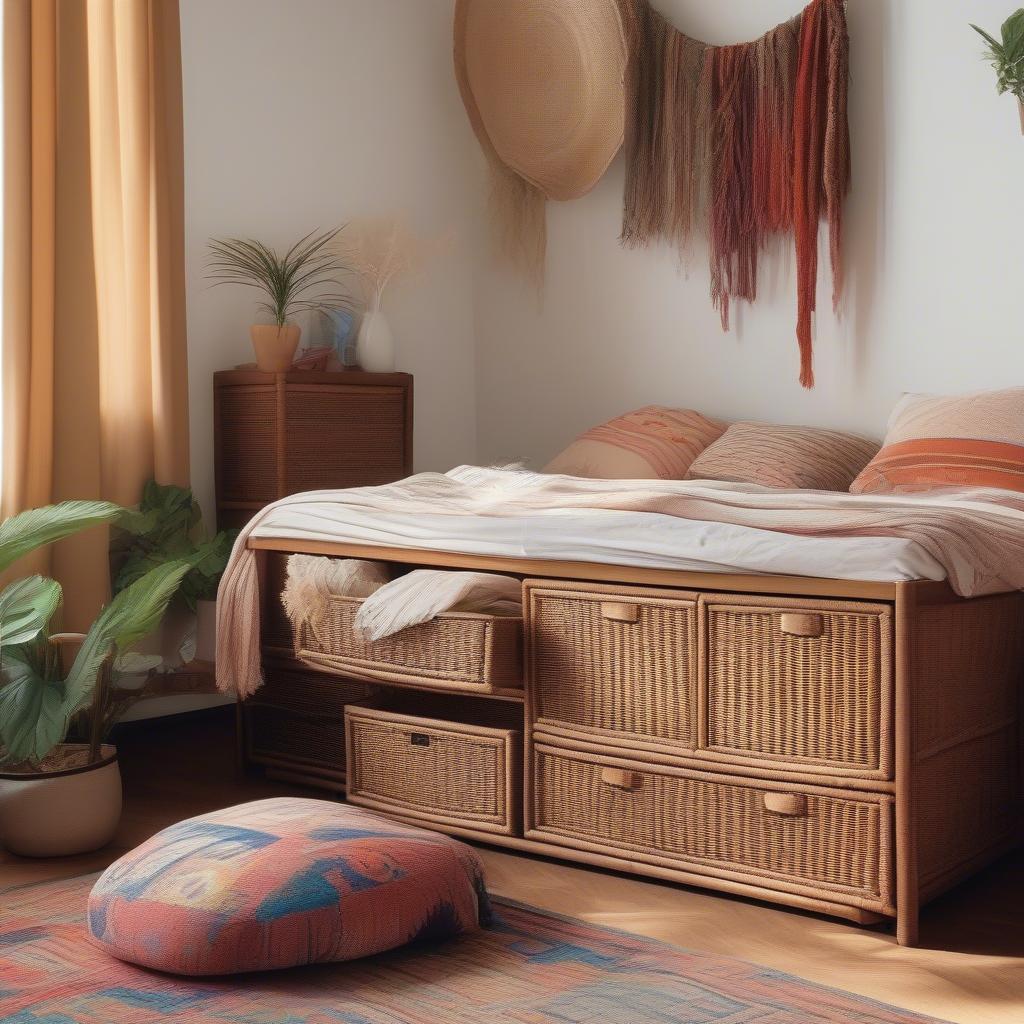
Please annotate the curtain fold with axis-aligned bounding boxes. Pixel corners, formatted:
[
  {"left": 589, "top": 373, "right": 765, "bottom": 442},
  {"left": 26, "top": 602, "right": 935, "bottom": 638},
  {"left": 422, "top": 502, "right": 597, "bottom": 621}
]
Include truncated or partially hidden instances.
[{"left": 2, "top": 0, "right": 190, "bottom": 629}]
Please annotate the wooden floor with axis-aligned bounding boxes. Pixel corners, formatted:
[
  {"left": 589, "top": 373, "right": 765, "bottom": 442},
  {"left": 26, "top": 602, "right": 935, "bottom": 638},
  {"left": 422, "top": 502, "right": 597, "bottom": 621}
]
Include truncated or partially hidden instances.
[{"left": 3, "top": 709, "right": 1022, "bottom": 1024}]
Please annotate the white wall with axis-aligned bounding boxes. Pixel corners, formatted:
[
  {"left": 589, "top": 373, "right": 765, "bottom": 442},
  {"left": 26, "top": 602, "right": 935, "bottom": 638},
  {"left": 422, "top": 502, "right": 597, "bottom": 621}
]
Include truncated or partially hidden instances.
[
  {"left": 180, "top": 0, "right": 485, "bottom": 520},
  {"left": 474, "top": 0, "right": 1024, "bottom": 467}
]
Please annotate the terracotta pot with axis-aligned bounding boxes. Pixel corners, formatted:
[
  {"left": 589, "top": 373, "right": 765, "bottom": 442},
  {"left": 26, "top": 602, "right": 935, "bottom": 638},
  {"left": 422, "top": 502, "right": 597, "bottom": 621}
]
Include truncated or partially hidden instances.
[
  {"left": 0, "top": 744, "right": 122, "bottom": 857},
  {"left": 251, "top": 323, "right": 301, "bottom": 372}
]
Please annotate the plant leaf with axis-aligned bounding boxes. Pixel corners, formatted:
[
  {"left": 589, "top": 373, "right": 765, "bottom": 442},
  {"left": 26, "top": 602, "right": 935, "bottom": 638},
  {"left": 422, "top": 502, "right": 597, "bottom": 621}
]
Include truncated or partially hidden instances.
[
  {"left": 971, "top": 23, "right": 1004, "bottom": 53},
  {"left": 0, "top": 659, "right": 66, "bottom": 765},
  {"left": 0, "top": 577, "right": 62, "bottom": 649},
  {"left": 0, "top": 501, "right": 123, "bottom": 575},
  {"left": 63, "top": 560, "right": 191, "bottom": 718}
]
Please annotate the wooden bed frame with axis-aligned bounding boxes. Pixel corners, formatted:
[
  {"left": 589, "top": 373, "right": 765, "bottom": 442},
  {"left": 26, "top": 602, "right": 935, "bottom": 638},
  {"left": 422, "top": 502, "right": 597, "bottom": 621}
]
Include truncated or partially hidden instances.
[{"left": 242, "top": 536, "right": 1024, "bottom": 947}]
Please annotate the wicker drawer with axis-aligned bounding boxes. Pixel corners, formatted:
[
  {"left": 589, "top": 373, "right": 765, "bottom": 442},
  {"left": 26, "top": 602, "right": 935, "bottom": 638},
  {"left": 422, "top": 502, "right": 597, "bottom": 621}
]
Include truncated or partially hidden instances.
[
  {"left": 244, "top": 665, "right": 375, "bottom": 787},
  {"left": 703, "top": 595, "right": 893, "bottom": 779},
  {"left": 526, "top": 581, "right": 698, "bottom": 753},
  {"left": 345, "top": 707, "right": 521, "bottom": 835},
  {"left": 528, "top": 744, "right": 894, "bottom": 911},
  {"left": 295, "top": 593, "right": 522, "bottom": 694}
]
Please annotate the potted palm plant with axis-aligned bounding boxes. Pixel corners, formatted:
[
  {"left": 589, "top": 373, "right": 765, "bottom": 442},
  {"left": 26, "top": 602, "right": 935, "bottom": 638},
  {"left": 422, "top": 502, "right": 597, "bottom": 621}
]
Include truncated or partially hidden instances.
[
  {"left": 207, "top": 228, "right": 355, "bottom": 371},
  {"left": 971, "top": 9, "right": 1024, "bottom": 133},
  {"left": 0, "top": 501, "right": 189, "bottom": 857}
]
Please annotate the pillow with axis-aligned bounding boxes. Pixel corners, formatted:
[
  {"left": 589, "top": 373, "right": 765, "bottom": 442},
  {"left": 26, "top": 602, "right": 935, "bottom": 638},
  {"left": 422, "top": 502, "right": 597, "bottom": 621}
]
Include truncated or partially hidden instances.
[
  {"left": 87, "top": 798, "right": 490, "bottom": 976},
  {"left": 544, "top": 406, "right": 727, "bottom": 479},
  {"left": 850, "top": 386, "right": 1024, "bottom": 495},
  {"left": 687, "top": 421, "right": 879, "bottom": 491}
]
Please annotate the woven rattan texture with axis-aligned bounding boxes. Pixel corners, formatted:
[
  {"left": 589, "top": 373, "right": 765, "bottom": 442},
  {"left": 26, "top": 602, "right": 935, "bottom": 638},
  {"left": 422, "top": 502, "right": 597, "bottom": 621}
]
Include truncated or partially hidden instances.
[
  {"left": 704, "top": 596, "right": 891, "bottom": 777},
  {"left": 218, "top": 386, "right": 277, "bottom": 503},
  {"left": 245, "top": 665, "right": 374, "bottom": 774},
  {"left": 282, "top": 386, "right": 407, "bottom": 493},
  {"left": 297, "top": 594, "right": 522, "bottom": 691},
  {"left": 531, "top": 746, "right": 891, "bottom": 908},
  {"left": 529, "top": 587, "right": 697, "bottom": 747},
  {"left": 346, "top": 707, "right": 519, "bottom": 833}
]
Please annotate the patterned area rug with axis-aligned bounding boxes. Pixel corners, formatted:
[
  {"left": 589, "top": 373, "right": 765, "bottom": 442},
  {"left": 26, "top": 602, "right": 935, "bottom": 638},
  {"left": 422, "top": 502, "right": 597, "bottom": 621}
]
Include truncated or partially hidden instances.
[{"left": 1, "top": 874, "right": 947, "bottom": 1023}]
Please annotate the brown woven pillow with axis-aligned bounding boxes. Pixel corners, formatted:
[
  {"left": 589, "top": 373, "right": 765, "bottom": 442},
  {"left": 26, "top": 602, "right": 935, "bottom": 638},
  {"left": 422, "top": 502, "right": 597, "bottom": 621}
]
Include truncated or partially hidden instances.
[{"left": 686, "top": 421, "right": 879, "bottom": 492}]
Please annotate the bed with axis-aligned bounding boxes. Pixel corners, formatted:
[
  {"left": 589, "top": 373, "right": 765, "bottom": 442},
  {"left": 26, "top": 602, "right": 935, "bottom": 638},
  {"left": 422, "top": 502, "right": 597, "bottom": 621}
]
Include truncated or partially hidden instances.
[{"left": 220, "top": 466, "right": 1024, "bottom": 946}]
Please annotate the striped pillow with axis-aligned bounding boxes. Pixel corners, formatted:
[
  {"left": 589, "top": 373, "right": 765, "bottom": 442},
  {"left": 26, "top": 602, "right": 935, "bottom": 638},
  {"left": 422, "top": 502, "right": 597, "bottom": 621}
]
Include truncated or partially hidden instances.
[
  {"left": 850, "top": 387, "right": 1024, "bottom": 495},
  {"left": 544, "top": 406, "right": 727, "bottom": 479},
  {"left": 687, "top": 421, "right": 879, "bottom": 491}
]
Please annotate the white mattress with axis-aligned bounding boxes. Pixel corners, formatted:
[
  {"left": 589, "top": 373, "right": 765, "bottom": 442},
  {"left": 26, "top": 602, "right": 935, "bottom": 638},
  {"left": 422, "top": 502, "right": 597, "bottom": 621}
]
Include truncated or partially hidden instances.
[{"left": 251, "top": 502, "right": 946, "bottom": 584}]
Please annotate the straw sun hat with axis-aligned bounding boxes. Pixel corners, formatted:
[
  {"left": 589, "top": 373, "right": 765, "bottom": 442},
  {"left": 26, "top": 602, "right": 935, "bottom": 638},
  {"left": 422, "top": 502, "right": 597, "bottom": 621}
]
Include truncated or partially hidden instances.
[{"left": 454, "top": 0, "right": 628, "bottom": 202}]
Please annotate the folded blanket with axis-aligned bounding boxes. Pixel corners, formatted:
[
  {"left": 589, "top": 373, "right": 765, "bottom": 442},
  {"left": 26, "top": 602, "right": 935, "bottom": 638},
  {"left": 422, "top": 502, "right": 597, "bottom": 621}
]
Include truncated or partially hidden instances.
[
  {"left": 353, "top": 570, "right": 522, "bottom": 642},
  {"left": 281, "top": 555, "right": 388, "bottom": 639}
]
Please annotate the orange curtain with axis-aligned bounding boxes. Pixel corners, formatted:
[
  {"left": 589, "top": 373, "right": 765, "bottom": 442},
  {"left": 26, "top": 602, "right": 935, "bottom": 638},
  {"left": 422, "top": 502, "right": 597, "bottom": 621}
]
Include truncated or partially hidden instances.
[{"left": 2, "top": 0, "right": 189, "bottom": 629}]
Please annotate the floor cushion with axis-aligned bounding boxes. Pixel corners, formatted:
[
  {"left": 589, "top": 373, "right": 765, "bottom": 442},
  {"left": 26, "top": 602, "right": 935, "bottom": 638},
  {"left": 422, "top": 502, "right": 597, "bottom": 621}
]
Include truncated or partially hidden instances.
[{"left": 87, "top": 797, "right": 491, "bottom": 976}]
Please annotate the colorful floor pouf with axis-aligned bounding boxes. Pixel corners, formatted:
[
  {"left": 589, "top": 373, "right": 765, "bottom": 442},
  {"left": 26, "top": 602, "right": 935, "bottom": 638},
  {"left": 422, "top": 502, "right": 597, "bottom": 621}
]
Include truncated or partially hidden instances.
[{"left": 87, "top": 797, "right": 491, "bottom": 975}]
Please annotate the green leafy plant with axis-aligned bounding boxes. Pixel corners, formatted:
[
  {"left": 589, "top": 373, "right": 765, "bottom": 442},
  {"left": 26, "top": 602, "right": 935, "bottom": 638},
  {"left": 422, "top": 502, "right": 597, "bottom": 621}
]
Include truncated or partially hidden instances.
[
  {"left": 0, "top": 501, "right": 190, "bottom": 767},
  {"left": 971, "top": 9, "right": 1024, "bottom": 100},
  {"left": 206, "top": 227, "right": 355, "bottom": 327},
  {"left": 110, "top": 481, "right": 237, "bottom": 612}
]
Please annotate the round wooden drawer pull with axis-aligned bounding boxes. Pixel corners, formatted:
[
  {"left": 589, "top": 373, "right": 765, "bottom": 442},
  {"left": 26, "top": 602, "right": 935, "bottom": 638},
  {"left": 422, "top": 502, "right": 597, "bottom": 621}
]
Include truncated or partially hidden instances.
[
  {"left": 763, "top": 792, "right": 808, "bottom": 816},
  {"left": 601, "top": 767, "right": 642, "bottom": 790},
  {"left": 600, "top": 602, "right": 640, "bottom": 623}
]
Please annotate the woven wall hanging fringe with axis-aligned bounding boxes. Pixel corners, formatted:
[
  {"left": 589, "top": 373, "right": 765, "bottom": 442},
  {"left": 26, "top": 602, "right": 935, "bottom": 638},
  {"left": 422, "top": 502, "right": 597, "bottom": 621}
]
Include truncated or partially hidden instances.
[{"left": 620, "top": 0, "right": 850, "bottom": 388}]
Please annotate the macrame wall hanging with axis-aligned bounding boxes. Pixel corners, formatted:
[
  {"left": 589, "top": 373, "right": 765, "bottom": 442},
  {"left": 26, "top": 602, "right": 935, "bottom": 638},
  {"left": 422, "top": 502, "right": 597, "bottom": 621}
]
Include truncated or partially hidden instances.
[
  {"left": 620, "top": 0, "right": 850, "bottom": 388},
  {"left": 454, "top": 0, "right": 851, "bottom": 388}
]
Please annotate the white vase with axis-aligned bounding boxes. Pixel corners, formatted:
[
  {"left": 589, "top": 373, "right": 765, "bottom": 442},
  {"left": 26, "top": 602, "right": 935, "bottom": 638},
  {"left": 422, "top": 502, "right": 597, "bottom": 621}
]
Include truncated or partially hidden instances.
[{"left": 356, "top": 308, "right": 396, "bottom": 372}]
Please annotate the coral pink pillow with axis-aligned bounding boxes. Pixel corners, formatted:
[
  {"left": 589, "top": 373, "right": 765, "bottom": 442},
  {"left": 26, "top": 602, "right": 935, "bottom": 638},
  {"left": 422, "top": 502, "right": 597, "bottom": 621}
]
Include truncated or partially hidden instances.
[
  {"left": 850, "top": 387, "right": 1024, "bottom": 495},
  {"left": 544, "top": 406, "right": 727, "bottom": 479},
  {"left": 687, "top": 421, "right": 879, "bottom": 491},
  {"left": 88, "top": 798, "right": 490, "bottom": 975}
]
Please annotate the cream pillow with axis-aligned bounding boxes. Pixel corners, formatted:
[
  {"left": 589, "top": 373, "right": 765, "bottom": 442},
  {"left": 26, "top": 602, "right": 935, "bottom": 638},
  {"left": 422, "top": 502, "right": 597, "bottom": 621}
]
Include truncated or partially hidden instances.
[
  {"left": 687, "top": 421, "right": 879, "bottom": 491},
  {"left": 544, "top": 406, "right": 727, "bottom": 479}
]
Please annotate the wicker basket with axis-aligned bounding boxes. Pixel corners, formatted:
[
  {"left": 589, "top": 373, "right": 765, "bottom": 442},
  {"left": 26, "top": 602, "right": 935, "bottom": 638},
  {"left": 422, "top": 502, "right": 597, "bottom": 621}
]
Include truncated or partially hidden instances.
[
  {"left": 703, "top": 595, "right": 893, "bottom": 779},
  {"left": 528, "top": 743, "right": 894, "bottom": 912},
  {"left": 345, "top": 706, "right": 521, "bottom": 835},
  {"left": 244, "top": 663, "right": 375, "bottom": 790},
  {"left": 526, "top": 581, "right": 699, "bottom": 753},
  {"left": 295, "top": 593, "right": 523, "bottom": 694}
]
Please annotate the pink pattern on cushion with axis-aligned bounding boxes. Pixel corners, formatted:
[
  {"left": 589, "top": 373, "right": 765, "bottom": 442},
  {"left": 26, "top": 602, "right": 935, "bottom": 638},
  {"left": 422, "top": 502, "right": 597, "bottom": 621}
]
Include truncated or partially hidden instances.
[
  {"left": 87, "top": 798, "right": 489, "bottom": 976},
  {"left": 545, "top": 406, "right": 727, "bottom": 479}
]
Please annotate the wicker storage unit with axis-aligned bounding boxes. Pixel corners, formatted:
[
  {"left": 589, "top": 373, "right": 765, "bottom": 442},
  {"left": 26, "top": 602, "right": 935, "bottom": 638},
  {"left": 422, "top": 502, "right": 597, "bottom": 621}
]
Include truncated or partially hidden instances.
[
  {"left": 214, "top": 369, "right": 412, "bottom": 530},
  {"left": 295, "top": 593, "right": 523, "bottom": 694},
  {"left": 703, "top": 595, "right": 893, "bottom": 779},
  {"left": 244, "top": 663, "right": 375, "bottom": 790},
  {"left": 526, "top": 582, "right": 698, "bottom": 753},
  {"left": 346, "top": 706, "right": 521, "bottom": 835},
  {"left": 528, "top": 743, "right": 894, "bottom": 912}
]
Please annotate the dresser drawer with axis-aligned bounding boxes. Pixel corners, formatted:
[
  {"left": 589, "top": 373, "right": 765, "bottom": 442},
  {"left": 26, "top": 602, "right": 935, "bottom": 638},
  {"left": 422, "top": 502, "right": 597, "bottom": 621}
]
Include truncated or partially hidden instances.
[
  {"left": 345, "top": 707, "right": 521, "bottom": 835},
  {"left": 526, "top": 581, "right": 698, "bottom": 753},
  {"left": 703, "top": 595, "right": 893, "bottom": 779},
  {"left": 528, "top": 744, "right": 894, "bottom": 910}
]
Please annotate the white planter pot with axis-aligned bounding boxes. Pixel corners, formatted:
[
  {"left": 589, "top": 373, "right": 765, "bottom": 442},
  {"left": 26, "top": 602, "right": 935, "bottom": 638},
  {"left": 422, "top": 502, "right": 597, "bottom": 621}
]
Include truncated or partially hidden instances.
[
  {"left": 356, "top": 309, "right": 396, "bottom": 372},
  {"left": 0, "top": 744, "right": 122, "bottom": 857},
  {"left": 195, "top": 598, "right": 217, "bottom": 664}
]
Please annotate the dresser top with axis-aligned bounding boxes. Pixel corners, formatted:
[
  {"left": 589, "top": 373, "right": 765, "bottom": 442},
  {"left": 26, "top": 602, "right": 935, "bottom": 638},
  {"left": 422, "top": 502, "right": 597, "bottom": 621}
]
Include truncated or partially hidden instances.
[{"left": 214, "top": 368, "right": 412, "bottom": 388}]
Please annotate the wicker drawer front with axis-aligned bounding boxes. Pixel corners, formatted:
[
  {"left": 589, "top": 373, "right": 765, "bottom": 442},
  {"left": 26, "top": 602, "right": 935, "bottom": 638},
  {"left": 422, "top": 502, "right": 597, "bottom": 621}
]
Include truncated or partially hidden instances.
[
  {"left": 244, "top": 666, "right": 375, "bottom": 783},
  {"left": 526, "top": 582, "right": 698, "bottom": 752},
  {"left": 345, "top": 707, "right": 520, "bottom": 835},
  {"left": 529, "top": 745, "right": 893, "bottom": 910},
  {"left": 703, "top": 596, "right": 893, "bottom": 779},
  {"left": 296, "top": 595, "right": 522, "bottom": 693}
]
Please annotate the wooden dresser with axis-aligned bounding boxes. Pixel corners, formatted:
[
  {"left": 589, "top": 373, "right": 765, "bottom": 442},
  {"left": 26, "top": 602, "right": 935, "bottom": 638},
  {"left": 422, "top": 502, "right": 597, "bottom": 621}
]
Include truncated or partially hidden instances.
[
  {"left": 242, "top": 541, "right": 1024, "bottom": 947},
  {"left": 213, "top": 369, "right": 413, "bottom": 530}
]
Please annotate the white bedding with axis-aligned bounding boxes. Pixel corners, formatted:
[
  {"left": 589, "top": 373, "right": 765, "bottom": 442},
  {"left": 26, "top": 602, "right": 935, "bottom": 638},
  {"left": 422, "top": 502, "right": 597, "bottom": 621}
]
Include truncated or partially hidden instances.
[{"left": 251, "top": 493, "right": 945, "bottom": 583}]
